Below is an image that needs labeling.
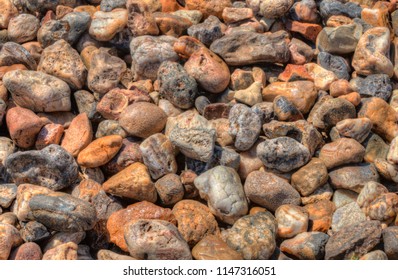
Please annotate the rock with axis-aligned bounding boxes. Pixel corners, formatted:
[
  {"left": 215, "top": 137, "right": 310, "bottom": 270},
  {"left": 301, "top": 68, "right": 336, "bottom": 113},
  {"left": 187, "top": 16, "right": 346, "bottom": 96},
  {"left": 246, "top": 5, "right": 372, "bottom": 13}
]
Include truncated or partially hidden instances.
[
  {"left": 192, "top": 234, "right": 242, "bottom": 260},
  {"left": 225, "top": 212, "right": 277, "bottom": 260},
  {"left": 368, "top": 193, "right": 398, "bottom": 223},
  {"left": 331, "top": 202, "right": 366, "bottom": 233},
  {"left": 275, "top": 204, "right": 308, "bottom": 238},
  {"left": 97, "top": 250, "right": 136, "bottom": 260},
  {"left": 35, "top": 124, "right": 64, "bottom": 150},
  {"left": 7, "top": 14, "right": 40, "bottom": 44},
  {"left": 305, "top": 62, "right": 337, "bottom": 91},
  {"left": 360, "top": 250, "right": 388, "bottom": 260},
  {"left": 319, "top": 0, "right": 362, "bottom": 20},
  {"left": 358, "top": 98, "right": 398, "bottom": 142},
  {"left": 172, "top": 10, "right": 203, "bottom": 25},
  {"left": 244, "top": 170, "right": 301, "bottom": 212},
  {"left": 102, "top": 162, "right": 157, "bottom": 202},
  {"left": 319, "top": 138, "right": 365, "bottom": 169},
  {"left": 357, "top": 181, "right": 388, "bottom": 215},
  {"left": 185, "top": 0, "right": 231, "bottom": 19},
  {"left": 130, "top": 35, "right": 178, "bottom": 81},
  {"left": 280, "top": 232, "right": 329, "bottom": 260},
  {"left": 38, "top": 39, "right": 87, "bottom": 90},
  {"left": 228, "top": 104, "right": 261, "bottom": 151},
  {"left": 304, "top": 200, "right": 336, "bottom": 232},
  {"left": 42, "top": 231, "right": 86, "bottom": 253},
  {"left": 6, "top": 145, "right": 79, "bottom": 191},
  {"left": 89, "top": 9, "right": 128, "bottom": 41},
  {"left": 37, "top": 19, "right": 71, "bottom": 48},
  {"left": 0, "top": 0, "right": 18, "bottom": 29},
  {"left": 63, "top": 12, "right": 91, "bottom": 45},
  {"left": 158, "top": 61, "right": 198, "bottom": 109},
  {"left": 273, "top": 95, "right": 303, "bottom": 122},
  {"left": 286, "top": 20, "right": 322, "bottom": 42},
  {"left": 291, "top": 158, "right": 328, "bottom": 196},
  {"left": 234, "top": 82, "right": 263, "bottom": 107},
  {"left": 383, "top": 227, "right": 398, "bottom": 260},
  {"left": 203, "top": 103, "right": 231, "bottom": 120},
  {"left": 158, "top": 99, "right": 184, "bottom": 117},
  {"left": 87, "top": 48, "right": 127, "bottom": 96},
  {"left": 74, "top": 90, "right": 97, "bottom": 120},
  {"left": 316, "top": 23, "right": 362, "bottom": 55},
  {"left": 262, "top": 81, "right": 317, "bottom": 114},
  {"left": 0, "top": 223, "right": 22, "bottom": 260},
  {"left": 124, "top": 219, "right": 191, "bottom": 260},
  {"left": 251, "top": 102, "right": 274, "bottom": 124},
  {"left": 247, "top": 0, "right": 294, "bottom": 18},
  {"left": 155, "top": 174, "right": 184, "bottom": 206},
  {"left": 154, "top": 12, "right": 192, "bottom": 37},
  {"left": 96, "top": 120, "right": 128, "bottom": 139},
  {"left": 257, "top": 137, "right": 311, "bottom": 173},
  {"left": 317, "top": 52, "right": 350, "bottom": 80},
  {"left": 126, "top": 0, "right": 159, "bottom": 37},
  {"left": 119, "top": 102, "right": 167, "bottom": 139},
  {"left": 42, "top": 242, "right": 78, "bottom": 260},
  {"left": 333, "top": 189, "right": 358, "bottom": 209},
  {"left": 184, "top": 47, "right": 230, "bottom": 94},
  {"left": 77, "top": 135, "right": 123, "bottom": 168},
  {"left": 352, "top": 27, "right": 393, "bottom": 77},
  {"left": 61, "top": 113, "right": 92, "bottom": 157},
  {"left": 20, "top": 221, "right": 50, "bottom": 242},
  {"left": 0, "top": 42, "right": 37, "bottom": 70},
  {"left": 29, "top": 192, "right": 97, "bottom": 232},
  {"left": 329, "top": 164, "right": 379, "bottom": 193},
  {"left": 350, "top": 74, "right": 392, "bottom": 101},
  {"left": 3, "top": 70, "right": 71, "bottom": 112},
  {"left": 335, "top": 118, "right": 372, "bottom": 143},
  {"left": 289, "top": 0, "right": 319, "bottom": 23},
  {"left": 388, "top": 136, "right": 398, "bottom": 165},
  {"left": 6, "top": 107, "right": 43, "bottom": 149},
  {"left": 325, "top": 220, "right": 382, "bottom": 260},
  {"left": 289, "top": 37, "right": 314, "bottom": 64},
  {"left": 330, "top": 79, "right": 353, "bottom": 97},
  {"left": 187, "top": 15, "right": 224, "bottom": 47},
  {"left": 210, "top": 30, "right": 290, "bottom": 66},
  {"left": 301, "top": 183, "right": 333, "bottom": 205},
  {"left": 172, "top": 200, "right": 219, "bottom": 247},
  {"left": 194, "top": 166, "right": 248, "bottom": 224},
  {"left": 10, "top": 242, "right": 42, "bottom": 260},
  {"left": 0, "top": 184, "right": 17, "bottom": 208}
]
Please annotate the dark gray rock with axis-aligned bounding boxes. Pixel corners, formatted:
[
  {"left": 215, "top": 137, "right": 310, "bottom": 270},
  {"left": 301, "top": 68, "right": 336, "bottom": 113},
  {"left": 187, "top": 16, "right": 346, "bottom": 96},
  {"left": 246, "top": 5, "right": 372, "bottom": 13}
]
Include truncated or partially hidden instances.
[
  {"left": 0, "top": 184, "right": 17, "bottom": 208},
  {"left": 187, "top": 15, "right": 224, "bottom": 47},
  {"left": 317, "top": 52, "right": 350, "bottom": 80},
  {"left": 319, "top": 0, "right": 362, "bottom": 20},
  {"left": 0, "top": 42, "right": 37, "bottom": 70},
  {"left": 100, "top": 0, "right": 126, "bottom": 11},
  {"left": 37, "top": 19, "right": 70, "bottom": 48},
  {"left": 20, "top": 221, "right": 50, "bottom": 242},
  {"left": 383, "top": 226, "right": 398, "bottom": 260},
  {"left": 280, "top": 232, "right": 329, "bottom": 260},
  {"left": 251, "top": 102, "right": 274, "bottom": 124},
  {"left": 63, "top": 12, "right": 91, "bottom": 45},
  {"left": 350, "top": 74, "right": 392, "bottom": 102}
]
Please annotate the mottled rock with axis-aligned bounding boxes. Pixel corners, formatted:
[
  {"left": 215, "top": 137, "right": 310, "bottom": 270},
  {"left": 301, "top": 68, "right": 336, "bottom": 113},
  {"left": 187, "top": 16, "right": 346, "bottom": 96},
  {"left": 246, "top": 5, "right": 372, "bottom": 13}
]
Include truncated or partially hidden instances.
[
  {"left": 5, "top": 145, "right": 79, "bottom": 191},
  {"left": 125, "top": 219, "right": 191, "bottom": 260},
  {"left": 37, "top": 19, "right": 70, "bottom": 48},
  {"left": 10, "top": 242, "right": 42, "bottom": 260},
  {"left": 289, "top": 0, "right": 319, "bottom": 23},
  {"left": 192, "top": 234, "right": 242, "bottom": 260},
  {"left": 317, "top": 52, "right": 350, "bottom": 80},
  {"left": 360, "top": 250, "right": 388, "bottom": 260},
  {"left": 319, "top": 0, "right": 362, "bottom": 20},
  {"left": 127, "top": 0, "right": 159, "bottom": 37},
  {"left": 0, "top": 223, "right": 22, "bottom": 260},
  {"left": 280, "top": 232, "right": 329, "bottom": 260},
  {"left": 291, "top": 158, "right": 328, "bottom": 197},
  {"left": 247, "top": 0, "right": 293, "bottom": 18},
  {"left": 61, "top": 113, "right": 92, "bottom": 157},
  {"left": 185, "top": 0, "right": 231, "bottom": 19},
  {"left": 275, "top": 205, "right": 308, "bottom": 238},
  {"left": 20, "top": 221, "right": 50, "bottom": 242},
  {"left": 89, "top": 9, "right": 128, "bottom": 41},
  {"left": 331, "top": 202, "right": 366, "bottom": 232},
  {"left": 154, "top": 12, "right": 192, "bottom": 37},
  {"left": 187, "top": 15, "right": 224, "bottom": 47},
  {"left": 95, "top": 120, "right": 128, "bottom": 139},
  {"left": 62, "top": 12, "right": 91, "bottom": 45},
  {"left": 333, "top": 189, "right": 358, "bottom": 209},
  {"left": 319, "top": 138, "right": 365, "bottom": 169},
  {"left": 42, "top": 242, "right": 78, "bottom": 260},
  {"left": 286, "top": 20, "right": 322, "bottom": 42},
  {"left": 173, "top": 10, "right": 203, "bottom": 25},
  {"left": 329, "top": 164, "right": 379, "bottom": 193},
  {"left": 244, "top": 170, "right": 301, "bottom": 212},
  {"left": 35, "top": 124, "right": 64, "bottom": 150},
  {"left": 368, "top": 193, "right": 398, "bottom": 223},
  {"left": 317, "top": 24, "right": 362, "bottom": 56},
  {"left": 0, "top": 184, "right": 16, "bottom": 208},
  {"left": 350, "top": 74, "right": 392, "bottom": 101},
  {"left": 357, "top": 181, "right": 388, "bottom": 216},
  {"left": 97, "top": 250, "right": 135, "bottom": 260},
  {"left": 0, "top": 0, "right": 18, "bottom": 29},
  {"left": 7, "top": 14, "right": 40, "bottom": 44},
  {"left": 335, "top": 118, "right": 372, "bottom": 144},
  {"left": 383, "top": 227, "right": 398, "bottom": 260},
  {"left": 154, "top": 174, "right": 184, "bottom": 206},
  {"left": 3, "top": 70, "right": 71, "bottom": 112},
  {"left": 304, "top": 200, "right": 336, "bottom": 232}
]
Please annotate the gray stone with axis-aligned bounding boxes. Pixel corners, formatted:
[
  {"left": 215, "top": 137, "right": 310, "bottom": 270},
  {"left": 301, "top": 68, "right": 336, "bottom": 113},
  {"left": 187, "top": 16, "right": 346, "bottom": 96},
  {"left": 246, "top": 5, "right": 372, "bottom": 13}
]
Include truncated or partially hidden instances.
[
  {"left": 383, "top": 227, "right": 398, "bottom": 260},
  {"left": 37, "top": 19, "right": 70, "bottom": 48},
  {"left": 332, "top": 189, "right": 358, "bottom": 209},
  {"left": 317, "top": 52, "right": 350, "bottom": 80},
  {"left": 187, "top": 15, "right": 224, "bottom": 47},
  {"left": 319, "top": 0, "right": 362, "bottom": 20},
  {"left": 316, "top": 24, "right": 362, "bottom": 55},
  {"left": 0, "top": 184, "right": 17, "bottom": 208},
  {"left": 63, "top": 12, "right": 91, "bottom": 45},
  {"left": 20, "top": 221, "right": 50, "bottom": 242},
  {"left": 350, "top": 74, "right": 392, "bottom": 102},
  {"left": 0, "top": 41, "right": 37, "bottom": 70},
  {"left": 100, "top": 0, "right": 126, "bottom": 11},
  {"left": 95, "top": 120, "right": 128, "bottom": 139},
  {"left": 331, "top": 202, "right": 366, "bottom": 232}
]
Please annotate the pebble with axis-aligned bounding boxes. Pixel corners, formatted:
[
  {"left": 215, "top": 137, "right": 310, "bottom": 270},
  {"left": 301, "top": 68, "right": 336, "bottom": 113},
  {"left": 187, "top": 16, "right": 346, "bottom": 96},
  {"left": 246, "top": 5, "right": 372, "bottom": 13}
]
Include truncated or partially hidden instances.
[
  {"left": 360, "top": 250, "right": 388, "bottom": 260},
  {"left": 0, "top": 222, "right": 22, "bottom": 260},
  {"left": 194, "top": 166, "right": 248, "bottom": 225},
  {"left": 0, "top": 0, "right": 18, "bottom": 29},
  {"left": 155, "top": 174, "right": 184, "bottom": 206},
  {"left": 124, "top": 219, "right": 192, "bottom": 260},
  {"left": 350, "top": 74, "right": 392, "bottom": 101},
  {"left": 335, "top": 118, "right": 372, "bottom": 144},
  {"left": 20, "top": 221, "right": 50, "bottom": 242},
  {"left": 7, "top": 14, "right": 40, "bottom": 44},
  {"left": 0, "top": 184, "right": 17, "bottom": 208},
  {"left": 61, "top": 113, "right": 93, "bottom": 157},
  {"left": 247, "top": 0, "right": 293, "bottom": 18},
  {"left": 301, "top": 183, "right": 333, "bottom": 205},
  {"left": 304, "top": 200, "right": 336, "bottom": 233},
  {"left": 42, "top": 242, "right": 78, "bottom": 260},
  {"left": 331, "top": 202, "right": 366, "bottom": 233},
  {"left": 383, "top": 227, "right": 398, "bottom": 260},
  {"left": 291, "top": 158, "right": 328, "bottom": 197},
  {"left": 368, "top": 193, "right": 398, "bottom": 223},
  {"left": 225, "top": 212, "right": 277, "bottom": 260},
  {"left": 357, "top": 181, "right": 388, "bottom": 215},
  {"left": 10, "top": 242, "right": 42, "bottom": 260},
  {"left": 187, "top": 15, "right": 224, "bottom": 47},
  {"left": 273, "top": 95, "right": 303, "bottom": 122},
  {"left": 234, "top": 82, "right": 263, "bottom": 107},
  {"left": 172, "top": 200, "right": 219, "bottom": 247},
  {"left": 317, "top": 52, "right": 351, "bottom": 81},
  {"left": 388, "top": 136, "right": 398, "bottom": 164},
  {"left": 185, "top": 0, "right": 231, "bottom": 19},
  {"left": 192, "top": 234, "right": 242, "bottom": 260},
  {"left": 280, "top": 232, "right": 329, "bottom": 260},
  {"left": 37, "top": 19, "right": 71, "bottom": 48},
  {"left": 332, "top": 189, "right": 358, "bottom": 209},
  {"left": 95, "top": 120, "right": 128, "bottom": 139},
  {"left": 244, "top": 170, "right": 300, "bottom": 212},
  {"left": 36, "top": 124, "right": 64, "bottom": 150},
  {"left": 89, "top": 9, "right": 128, "bottom": 41},
  {"left": 319, "top": 138, "right": 365, "bottom": 169},
  {"left": 127, "top": 0, "right": 159, "bottom": 37},
  {"left": 319, "top": 0, "right": 362, "bottom": 20},
  {"left": 0, "top": 42, "right": 37, "bottom": 70},
  {"left": 97, "top": 250, "right": 135, "bottom": 260},
  {"left": 275, "top": 204, "right": 308, "bottom": 238},
  {"left": 154, "top": 12, "right": 192, "bottom": 37}
]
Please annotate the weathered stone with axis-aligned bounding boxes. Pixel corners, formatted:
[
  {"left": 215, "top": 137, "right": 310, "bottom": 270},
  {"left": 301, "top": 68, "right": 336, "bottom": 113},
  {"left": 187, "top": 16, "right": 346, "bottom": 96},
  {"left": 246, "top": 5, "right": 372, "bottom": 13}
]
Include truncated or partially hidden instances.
[
  {"left": 333, "top": 189, "right": 358, "bottom": 209},
  {"left": 61, "top": 113, "right": 92, "bottom": 157},
  {"left": 37, "top": 19, "right": 70, "bottom": 48},
  {"left": 42, "top": 242, "right": 78, "bottom": 260},
  {"left": 289, "top": 37, "right": 314, "bottom": 64},
  {"left": 20, "top": 221, "right": 50, "bottom": 242},
  {"left": 185, "top": 0, "right": 231, "bottom": 19},
  {"left": 97, "top": 250, "right": 136, "bottom": 260},
  {"left": 0, "top": 42, "right": 37, "bottom": 70},
  {"left": 286, "top": 20, "right": 322, "bottom": 42},
  {"left": 317, "top": 52, "right": 350, "bottom": 80},
  {"left": 247, "top": 0, "right": 293, "bottom": 18},
  {"left": 192, "top": 234, "right": 242, "bottom": 260},
  {"left": 0, "top": 223, "right": 22, "bottom": 260},
  {"left": 331, "top": 202, "right": 366, "bottom": 233},
  {"left": 172, "top": 10, "right": 203, "bottom": 25},
  {"left": 234, "top": 82, "right": 263, "bottom": 107},
  {"left": 360, "top": 250, "right": 388, "bottom": 260},
  {"left": 319, "top": 0, "right": 362, "bottom": 20},
  {"left": 0, "top": 184, "right": 16, "bottom": 208},
  {"left": 319, "top": 138, "right": 365, "bottom": 169},
  {"left": 7, "top": 14, "right": 40, "bottom": 44},
  {"left": 89, "top": 9, "right": 128, "bottom": 41},
  {"left": 368, "top": 193, "right": 398, "bottom": 223},
  {"left": 275, "top": 204, "right": 308, "bottom": 238},
  {"left": 10, "top": 242, "right": 42, "bottom": 260},
  {"left": 289, "top": 0, "right": 319, "bottom": 23},
  {"left": 291, "top": 158, "right": 328, "bottom": 197},
  {"left": 35, "top": 124, "right": 64, "bottom": 150},
  {"left": 127, "top": 0, "right": 159, "bottom": 37},
  {"left": 357, "top": 181, "right": 388, "bottom": 216},
  {"left": 335, "top": 118, "right": 372, "bottom": 144},
  {"left": 280, "top": 232, "right": 329, "bottom": 260},
  {"left": 63, "top": 12, "right": 91, "bottom": 45},
  {"left": 187, "top": 15, "right": 224, "bottom": 47},
  {"left": 95, "top": 120, "right": 128, "bottom": 139},
  {"left": 155, "top": 174, "right": 184, "bottom": 206},
  {"left": 154, "top": 12, "right": 192, "bottom": 37},
  {"left": 350, "top": 74, "right": 392, "bottom": 101},
  {"left": 383, "top": 227, "right": 398, "bottom": 260},
  {"left": 0, "top": 0, "right": 18, "bottom": 29},
  {"left": 304, "top": 200, "right": 336, "bottom": 232}
]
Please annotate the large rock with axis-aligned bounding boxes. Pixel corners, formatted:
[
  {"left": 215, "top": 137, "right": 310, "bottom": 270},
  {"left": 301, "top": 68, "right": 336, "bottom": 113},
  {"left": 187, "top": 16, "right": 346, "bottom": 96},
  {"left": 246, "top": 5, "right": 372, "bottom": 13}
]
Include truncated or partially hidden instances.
[{"left": 247, "top": 0, "right": 293, "bottom": 18}]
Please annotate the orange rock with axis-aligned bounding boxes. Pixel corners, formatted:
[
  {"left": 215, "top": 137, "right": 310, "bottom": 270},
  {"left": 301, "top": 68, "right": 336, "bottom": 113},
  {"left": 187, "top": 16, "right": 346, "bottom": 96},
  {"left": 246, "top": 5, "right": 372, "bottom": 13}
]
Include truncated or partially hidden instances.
[
  {"left": 304, "top": 200, "right": 336, "bottom": 232},
  {"left": 338, "top": 92, "right": 361, "bottom": 106},
  {"left": 174, "top": 36, "right": 206, "bottom": 59},
  {"left": 0, "top": 64, "right": 27, "bottom": 79},
  {"left": 278, "top": 64, "right": 313, "bottom": 82},
  {"left": 330, "top": 79, "right": 353, "bottom": 97},
  {"left": 35, "top": 124, "right": 64, "bottom": 150},
  {"left": 185, "top": 0, "right": 231, "bottom": 19},
  {"left": 249, "top": 207, "right": 268, "bottom": 215},
  {"left": 154, "top": 12, "right": 192, "bottom": 37},
  {"left": 73, "top": 5, "right": 97, "bottom": 17},
  {"left": 361, "top": 7, "right": 390, "bottom": 28},
  {"left": 286, "top": 20, "right": 322, "bottom": 42},
  {"left": 222, "top": 7, "right": 254, "bottom": 24},
  {"left": 160, "top": 0, "right": 185, "bottom": 12},
  {"left": 326, "top": 15, "right": 353, "bottom": 27},
  {"left": 56, "top": 5, "right": 73, "bottom": 19},
  {"left": 192, "top": 235, "right": 243, "bottom": 260},
  {"left": 61, "top": 113, "right": 93, "bottom": 157},
  {"left": 106, "top": 201, "right": 175, "bottom": 251},
  {"left": 77, "top": 135, "right": 123, "bottom": 168},
  {"left": 89, "top": 9, "right": 128, "bottom": 41}
]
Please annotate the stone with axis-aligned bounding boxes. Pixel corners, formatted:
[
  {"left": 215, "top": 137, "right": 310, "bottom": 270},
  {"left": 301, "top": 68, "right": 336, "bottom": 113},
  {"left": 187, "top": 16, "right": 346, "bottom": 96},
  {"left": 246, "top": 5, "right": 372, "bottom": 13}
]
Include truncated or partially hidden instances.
[
  {"left": 301, "top": 183, "right": 333, "bottom": 205},
  {"left": 0, "top": 0, "right": 18, "bottom": 29},
  {"left": 37, "top": 19, "right": 71, "bottom": 48},
  {"left": 185, "top": 0, "right": 231, "bottom": 19},
  {"left": 273, "top": 95, "right": 303, "bottom": 122},
  {"left": 360, "top": 250, "right": 388, "bottom": 260},
  {"left": 335, "top": 118, "right": 372, "bottom": 144},
  {"left": 106, "top": 201, "right": 175, "bottom": 251},
  {"left": 361, "top": 7, "right": 389, "bottom": 28},
  {"left": 257, "top": 137, "right": 311, "bottom": 173},
  {"left": 6, "top": 145, "right": 79, "bottom": 191},
  {"left": 238, "top": 141, "right": 264, "bottom": 180},
  {"left": 77, "top": 135, "right": 122, "bottom": 168},
  {"left": 102, "top": 162, "right": 156, "bottom": 202},
  {"left": 304, "top": 200, "right": 336, "bottom": 232},
  {"left": 317, "top": 52, "right": 351, "bottom": 81},
  {"left": 289, "top": 38, "right": 314, "bottom": 64},
  {"left": 228, "top": 104, "right": 261, "bottom": 151},
  {"left": 330, "top": 79, "right": 353, "bottom": 97},
  {"left": 184, "top": 48, "right": 230, "bottom": 94},
  {"left": 192, "top": 234, "right": 242, "bottom": 260},
  {"left": 194, "top": 166, "right": 248, "bottom": 224},
  {"left": 97, "top": 250, "right": 136, "bottom": 260},
  {"left": 331, "top": 202, "right": 366, "bottom": 233},
  {"left": 0, "top": 184, "right": 16, "bottom": 208},
  {"left": 350, "top": 74, "right": 392, "bottom": 101},
  {"left": 234, "top": 82, "right": 263, "bottom": 107},
  {"left": 158, "top": 61, "right": 198, "bottom": 109},
  {"left": 0, "top": 42, "right": 37, "bottom": 70},
  {"left": 247, "top": 0, "right": 293, "bottom": 18},
  {"left": 74, "top": 90, "right": 97, "bottom": 120},
  {"left": 89, "top": 9, "right": 128, "bottom": 41},
  {"left": 262, "top": 81, "right": 317, "bottom": 114},
  {"left": 29, "top": 192, "right": 97, "bottom": 232},
  {"left": 154, "top": 12, "right": 192, "bottom": 37},
  {"left": 319, "top": 0, "right": 362, "bottom": 20},
  {"left": 43, "top": 231, "right": 86, "bottom": 253},
  {"left": 130, "top": 35, "right": 178, "bottom": 81},
  {"left": 286, "top": 20, "right": 322, "bottom": 42},
  {"left": 203, "top": 103, "right": 231, "bottom": 120},
  {"left": 172, "top": 200, "right": 219, "bottom": 247},
  {"left": 6, "top": 107, "right": 43, "bottom": 149},
  {"left": 61, "top": 113, "right": 92, "bottom": 157},
  {"left": 277, "top": 64, "right": 312, "bottom": 82},
  {"left": 172, "top": 10, "right": 203, "bottom": 25},
  {"left": 127, "top": 0, "right": 159, "bottom": 37},
  {"left": 305, "top": 63, "right": 337, "bottom": 91},
  {"left": 329, "top": 164, "right": 379, "bottom": 193},
  {"left": 125, "top": 219, "right": 191, "bottom": 260},
  {"left": 187, "top": 16, "right": 224, "bottom": 47},
  {"left": 225, "top": 212, "right": 277, "bottom": 260},
  {"left": 325, "top": 220, "right": 382, "bottom": 260},
  {"left": 275, "top": 204, "right": 308, "bottom": 239},
  {"left": 388, "top": 136, "right": 398, "bottom": 165},
  {"left": 7, "top": 14, "right": 40, "bottom": 44},
  {"left": 368, "top": 193, "right": 398, "bottom": 223},
  {"left": 38, "top": 39, "right": 87, "bottom": 90},
  {"left": 291, "top": 158, "right": 328, "bottom": 197},
  {"left": 158, "top": 99, "right": 184, "bottom": 117},
  {"left": 352, "top": 27, "right": 393, "bottom": 77},
  {"left": 333, "top": 189, "right": 358, "bottom": 209},
  {"left": 3, "top": 70, "right": 71, "bottom": 112},
  {"left": 222, "top": 7, "right": 253, "bottom": 24},
  {"left": 326, "top": 15, "right": 353, "bottom": 27},
  {"left": 35, "top": 124, "right": 64, "bottom": 150},
  {"left": 280, "top": 232, "right": 330, "bottom": 260},
  {"left": 20, "top": 221, "right": 50, "bottom": 242},
  {"left": 63, "top": 12, "right": 91, "bottom": 45},
  {"left": 154, "top": 174, "right": 183, "bottom": 206},
  {"left": 383, "top": 227, "right": 398, "bottom": 260},
  {"left": 95, "top": 120, "right": 128, "bottom": 139},
  {"left": 289, "top": 0, "right": 319, "bottom": 23},
  {"left": 87, "top": 48, "right": 127, "bottom": 96},
  {"left": 42, "top": 242, "right": 78, "bottom": 260},
  {"left": 0, "top": 223, "right": 22, "bottom": 260},
  {"left": 210, "top": 30, "right": 290, "bottom": 66},
  {"left": 357, "top": 181, "right": 388, "bottom": 215},
  {"left": 10, "top": 242, "right": 42, "bottom": 260},
  {"left": 244, "top": 170, "right": 301, "bottom": 212},
  {"left": 316, "top": 24, "right": 362, "bottom": 55},
  {"left": 319, "top": 138, "right": 365, "bottom": 169},
  {"left": 119, "top": 102, "right": 167, "bottom": 139}
]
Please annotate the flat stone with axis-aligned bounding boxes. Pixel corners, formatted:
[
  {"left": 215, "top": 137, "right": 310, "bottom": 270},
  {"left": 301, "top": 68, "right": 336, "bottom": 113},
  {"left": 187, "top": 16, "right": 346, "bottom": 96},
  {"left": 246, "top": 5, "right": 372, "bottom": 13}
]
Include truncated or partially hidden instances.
[
  {"left": 335, "top": 118, "right": 372, "bottom": 144},
  {"left": 329, "top": 164, "right": 379, "bottom": 193},
  {"left": 280, "top": 232, "right": 329, "bottom": 260},
  {"left": 319, "top": 138, "right": 365, "bottom": 169},
  {"left": 350, "top": 74, "right": 392, "bottom": 101},
  {"left": 192, "top": 234, "right": 242, "bottom": 260}
]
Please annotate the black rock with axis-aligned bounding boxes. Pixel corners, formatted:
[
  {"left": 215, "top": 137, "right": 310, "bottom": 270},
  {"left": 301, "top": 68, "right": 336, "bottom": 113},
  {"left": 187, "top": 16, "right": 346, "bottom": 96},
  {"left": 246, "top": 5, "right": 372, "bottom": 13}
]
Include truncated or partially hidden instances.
[{"left": 317, "top": 52, "right": 350, "bottom": 80}]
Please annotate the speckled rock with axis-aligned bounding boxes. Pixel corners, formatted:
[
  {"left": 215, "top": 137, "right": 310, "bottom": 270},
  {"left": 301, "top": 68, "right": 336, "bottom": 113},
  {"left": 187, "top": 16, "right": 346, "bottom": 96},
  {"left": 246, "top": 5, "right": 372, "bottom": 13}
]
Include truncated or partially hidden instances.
[
  {"left": 7, "top": 14, "right": 40, "bottom": 43},
  {"left": 234, "top": 82, "right": 263, "bottom": 107},
  {"left": 0, "top": 0, "right": 18, "bottom": 29},
  {"left": 275, "top": 204, "right": 308, "bottom": 238},
  {"left": 154, "top": 12, "right": 192, "bottom": 37},
  {"left": 317, "top": 52, "right": 350, "bottom": 81},
  {"left": 3, "top": 70, "right": 71, "bottom": 112},
  {"left": 319, "top": 138, "right": 365, "bottom": 169},
  {"left": 280, "top": 232, "right": 329, "bottom": 260},
  {"left": 187, "top": 15, "right": 224, "bottom": 47},
  {"left": 257, "top": 137, "right": 311, "bottom": 172},
  {"left": 368, "top": 193, "right": 398, "bottom": 223},
  {"left": 331, "top": 202, "right": 366, "bottom": 233},
  {"left": 304, "top": 200, "right": 336, "bottom": 232},
  {"left": 194, "top": 166, "right": 248, "bottom": 225},
  {"left": 89, "top": 9, "right": 128, "bottom": 41},
  {"left": 0, "top": 184, "right": 16, "bottom": 208},
  {"left": 350, "top": 74, "right": 392, "bottom": 102},
  {"left": 42, "top": 242, "right": 78, "bottom": 260},
  {"left": 97, "top": 250, "right": 136, "bottom": 260},
  {"left": 332, "top": 189, "right": 358, "bottom": 209},
  {"left": 357, "top": 181, "right": 388, "bottom": 215},
  {"left": 225, "top": 212, "right": 277, "bottom": 260},
  {"left": 0, "top": 223, "right": 22, "bottom": 260},
  {"left": 247, "top": 0, "right": 294, "bottom": 18},
  {"left": 126, "top": 0, "right": 159, "bottom": 37},
  {"left": 124, "top": 219, "right": 192, "bottom": 260},
  {"left": 95, "top": 120, "right": 128, "bottom": 139},
  {"left": 37, "top": 19, "right": 71, "bottom": 48},
  {"left": 192, "top": 234, "right": 242, "bottom": 260},
  {"left": 244, "top": 170, "right": 301, "bottom": 212},
  {"left": 273, "top": 95, "right": 303, "bottom": 122},
  {"left": 20, "top": 221, "right": 50, "bottom": 242},
  {"left": 383, "top": 227, "right": 398, "bottom": 260},
  {"left": 5, "top": 145, "right": 78, "bottom": 191},
  {"left": 155, "top": 174, "right": 184, "bottom": 206},
  {"left": 291, "top": 158, "right": 328, "bottom": 196}
]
